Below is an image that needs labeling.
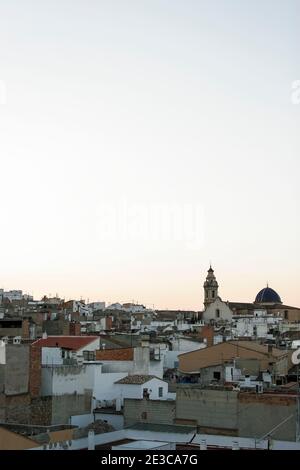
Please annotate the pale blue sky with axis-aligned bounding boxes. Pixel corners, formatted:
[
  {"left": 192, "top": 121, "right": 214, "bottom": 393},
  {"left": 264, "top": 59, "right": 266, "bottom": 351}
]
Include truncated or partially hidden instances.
[{"left": 0, "top": 1, "right": 299, "bottom": 309}]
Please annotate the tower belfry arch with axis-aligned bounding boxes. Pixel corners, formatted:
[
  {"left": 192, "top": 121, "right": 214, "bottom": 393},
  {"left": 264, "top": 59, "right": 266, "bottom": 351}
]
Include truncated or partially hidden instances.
[{"left": 203, "top": 265, "right": 219, "bottom": 308}]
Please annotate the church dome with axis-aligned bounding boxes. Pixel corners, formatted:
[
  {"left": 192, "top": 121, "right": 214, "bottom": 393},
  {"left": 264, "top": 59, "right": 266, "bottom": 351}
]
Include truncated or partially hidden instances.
[{"left": 255, "top": 287, "right": 282, "bottom": 304}]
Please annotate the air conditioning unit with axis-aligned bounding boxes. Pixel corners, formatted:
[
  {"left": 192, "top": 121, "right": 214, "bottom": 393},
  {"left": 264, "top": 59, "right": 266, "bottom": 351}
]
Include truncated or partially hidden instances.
[{"left": 13, "top": 336, "right": 21, "bottom": 345}]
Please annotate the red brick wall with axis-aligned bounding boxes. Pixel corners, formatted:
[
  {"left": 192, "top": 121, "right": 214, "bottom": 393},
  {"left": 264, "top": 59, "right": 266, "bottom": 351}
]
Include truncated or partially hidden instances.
[
  {"left": 199, "top": 325, "right": 214, "bottom": 347},
  {"left": 71, "top": 311, "right": 80, "bottom": 321},
  {"left": 96, "top": 347, "right": 134, "bottom": 361},
  {"left": 69, "top": 322, "right": 81, "bottom": 336},
  {"left": 106, "top": 316, "right": 113, "bottom": 330},
  {"left": 29, "top": 345, "right": 41, "bottom": 398}
]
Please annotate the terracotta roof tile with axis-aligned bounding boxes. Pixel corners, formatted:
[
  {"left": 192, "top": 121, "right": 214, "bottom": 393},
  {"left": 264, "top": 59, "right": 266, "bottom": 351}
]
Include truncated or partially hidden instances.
[
  {"left": 32, "top": 336, "right": 99, "bottom": 351},
  {"left": 96, "top": 348, "right": 133, "bottom": 361}
]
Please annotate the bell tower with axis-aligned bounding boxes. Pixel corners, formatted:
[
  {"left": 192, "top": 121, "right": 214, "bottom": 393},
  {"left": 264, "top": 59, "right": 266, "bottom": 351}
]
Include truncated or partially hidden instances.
[{"left": 203, "top": 265, "right": 219, "bottom": 308}]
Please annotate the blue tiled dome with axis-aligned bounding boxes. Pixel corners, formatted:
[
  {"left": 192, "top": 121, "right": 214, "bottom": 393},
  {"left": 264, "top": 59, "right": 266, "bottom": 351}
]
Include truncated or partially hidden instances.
[{"left": 255, "top": 287, "right": 282, "bottom": 304}]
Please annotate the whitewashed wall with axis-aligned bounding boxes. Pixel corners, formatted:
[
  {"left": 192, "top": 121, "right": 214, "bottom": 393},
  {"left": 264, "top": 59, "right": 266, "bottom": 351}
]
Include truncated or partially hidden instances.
[
  {"left": 115, "top": 378, "right": 169, "bottom": 405},
  {"left": 93, "top": 372, "right": 127, "bottom": 401},
  {"left": 42, "top": 347, "right": 63, "bottom": 365},
  {"left": 164, "top": 350, "right": 180, "bottom": 369},
  {"left": 149, "top": 360, "right": 164, "bottom": 378},
  {"left": 41, "top": 363, "right": 100, "bottom": 396},
  {"left": 71, "top": 413, "right": 94, "bottom": 427},
  {"left": 170, "top": 338, "right": 206, "bottom": 352}
]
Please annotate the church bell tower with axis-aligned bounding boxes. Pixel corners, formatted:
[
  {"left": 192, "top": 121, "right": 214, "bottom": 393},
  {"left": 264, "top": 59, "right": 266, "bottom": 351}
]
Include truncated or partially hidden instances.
[{"left": 203, "top": 265, "right": 219, "bottom": 308}]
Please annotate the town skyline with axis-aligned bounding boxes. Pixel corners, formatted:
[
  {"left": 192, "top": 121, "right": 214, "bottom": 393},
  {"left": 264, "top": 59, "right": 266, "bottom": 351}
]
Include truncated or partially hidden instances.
[
  {"left": 1, "top": 1, "right": 299, "bottom": 311},
  {"left": 1, "top": 264, "right": 298, "bottom": 311}
]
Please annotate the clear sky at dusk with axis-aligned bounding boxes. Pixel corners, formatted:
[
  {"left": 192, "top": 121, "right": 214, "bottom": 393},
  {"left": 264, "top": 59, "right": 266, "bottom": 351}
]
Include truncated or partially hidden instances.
[{"left": 0, "top": 0, "right": 299, "bottom": 309}]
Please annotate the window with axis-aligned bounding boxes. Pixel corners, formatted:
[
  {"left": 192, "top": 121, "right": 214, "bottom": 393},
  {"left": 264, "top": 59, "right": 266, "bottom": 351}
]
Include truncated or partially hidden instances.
[
  {"left": 212, "top": 290, "right": 215, "bottom": 298},
  {"left": 215, "top": 309, "right": 220, "bottom": 318},
  {"left": 83, "top": 351, "right": 89, "bottom": 360},
  {"left": 158, "top": 387, "right": 163, "bottom": 398},
  {"left": 141, "top": 412, "right": 147, "bottom": 420},
  {"left": 284, "top": 310, "right": 288, "bottom": 320},
  {"left": 143, "top": 388, "right": 149, "bottom": 399},
  {"left": 213, "top": 371, "right": 221, "bottom": 380},
  {"left": 83, "top": 350, "right": 95, "bottom": 361}
]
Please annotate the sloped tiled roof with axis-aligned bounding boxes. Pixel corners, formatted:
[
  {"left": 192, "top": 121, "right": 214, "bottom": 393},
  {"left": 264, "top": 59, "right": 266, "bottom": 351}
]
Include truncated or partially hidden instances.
[
  {"left": 96, "top": 347, "right": 133, "bottom": 361},
  {"left": 32, "top": 336, "right": 99, "bottom": 351},
  {"left": 114, "top": 375, "right": 163, "bottom": 385},
  {"left": 178, "top": 340, "right": 288, "bottom": 374}
]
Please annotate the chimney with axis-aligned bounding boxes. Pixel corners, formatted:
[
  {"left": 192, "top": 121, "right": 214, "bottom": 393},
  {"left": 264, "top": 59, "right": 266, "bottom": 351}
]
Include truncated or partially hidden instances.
[
  {"left": 232, "top": 441, "right": 240, "bottom": 450},
  {"left": 140, "top": 332, "right": 150, "bottom": 348},
  {"left": 199, "top": 439, "right": 207, "bottom": 450},
  {"left": 88, "top": 430, "right": 95, "bottom": 450},
  {"left": 42, "top": 332, "right": 48, "bottom": 340},
  {"left": 115, "top": 397, "right": 121, "bottom": 412}
]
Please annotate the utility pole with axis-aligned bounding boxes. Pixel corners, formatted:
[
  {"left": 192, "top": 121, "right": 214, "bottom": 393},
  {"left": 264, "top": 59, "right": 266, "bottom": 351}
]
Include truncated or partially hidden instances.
[{"left": 296, "top": 363, "right": 300, "bottom": 441}]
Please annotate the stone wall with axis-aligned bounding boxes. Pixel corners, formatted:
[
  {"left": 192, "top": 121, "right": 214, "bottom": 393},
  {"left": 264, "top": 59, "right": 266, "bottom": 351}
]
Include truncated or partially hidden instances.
[
  {"left": 42, "top": 320, "right": 70, "bottom": 336},
  {"left": 238, "top": 392, "right": 296, "bottom": 441},
  {"left": 2, "top": 394, "right": 31, "bottom": 423},
  {"left": 123, "top": 398, "right": 176, "bottom": 427},
  {"left": 30, "top": 396, "right": 52, "bottom": 426},
  {"left": 176, "top": 386, "right": 239, "bottom": 432},
  {"left": 5, "top": 344, "right": 30, "bottom": 395},
  {"left": 51, "top": 392, "right": 92, "bottom": 425},
  {"left": 175, "top": 385, "right": 297, "bottom": 441}
]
